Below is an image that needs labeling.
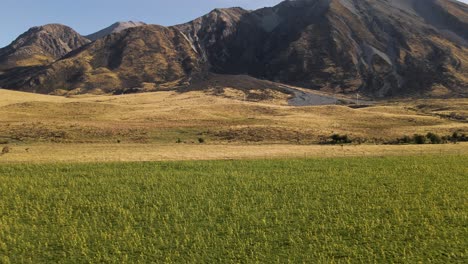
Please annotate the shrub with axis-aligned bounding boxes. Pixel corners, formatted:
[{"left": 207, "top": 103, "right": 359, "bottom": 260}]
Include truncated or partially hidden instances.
[
  {"left": 330, "top": 134, "right": 352, "bottom": 144},
  {"left": 462, "top": 134, "right": 468, "bottom": 142},
  {"left": 394, "top": 133, "right": 460, "bottom": 145},
  {"left": 1, "top": 146, "right": 10, "bottom": 155},
  {"left": 398, "top": 135, "right": 413, "bottom": 144},
  {"left": 426, "top": 133, "right": 443, "bottom": 144},
  {"left": 413, "top": 134, "right": 427, "bottom": 144},
  {"left": 448, "top": 132, "right": 468, "bottom": 143},
  {"left": 176, "top": 138, "right": 182, "bottom": 144},
  {"left": 198, "top": 138, "right": 205, "bottom": 144}
]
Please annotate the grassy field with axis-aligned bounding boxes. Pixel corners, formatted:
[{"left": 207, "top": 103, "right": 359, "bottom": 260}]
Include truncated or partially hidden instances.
[
  {"left": 0, "top": 88, "right": 467, "bottom": 145},
  {"left": 0, "top": 156, "right": 467, "bottom": 263},
  {"left": 0, "top": 142, "right": 467, "bottom": 163}
]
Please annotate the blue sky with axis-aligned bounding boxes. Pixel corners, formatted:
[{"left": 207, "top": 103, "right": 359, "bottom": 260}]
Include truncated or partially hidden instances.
[
  {"left": 0, "top": 0, "right": 283, "bottom": 47},
  {"left": 1, "top": 0, "right": 467, "bottom": 48}
]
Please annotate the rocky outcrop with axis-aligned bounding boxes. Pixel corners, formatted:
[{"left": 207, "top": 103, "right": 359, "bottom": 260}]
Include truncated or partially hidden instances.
[{"left": 174, "top": 7, "right": 249, "bottom": 66}]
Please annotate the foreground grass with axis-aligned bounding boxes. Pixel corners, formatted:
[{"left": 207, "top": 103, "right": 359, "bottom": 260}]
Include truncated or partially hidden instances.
[{"left": 0, "top": 156, "right": 467, "bottom": 263}]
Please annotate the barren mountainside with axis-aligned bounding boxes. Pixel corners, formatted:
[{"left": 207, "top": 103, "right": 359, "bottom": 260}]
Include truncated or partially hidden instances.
[
  {"left": 0, "top": 24, "right": 90, "bottom": 70},
  {"left": 176, "top": 0, "right": 468, "bottom": 97},
  {"left": 0, "top": 0, "right": 467, "bottom": 97},
  {"left": 2, "top": 25, "right": 202, "bottom": 94}
]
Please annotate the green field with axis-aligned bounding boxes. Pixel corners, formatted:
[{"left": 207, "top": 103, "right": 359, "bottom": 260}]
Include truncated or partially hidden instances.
[{"left": 0, "top": 156, "right": 467, "bottom": 263}]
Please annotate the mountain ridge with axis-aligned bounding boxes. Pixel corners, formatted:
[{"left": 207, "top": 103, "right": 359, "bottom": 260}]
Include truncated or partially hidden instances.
[
  {"left": 176, "top": 0, "right": 468, "bottom": 97},
  {"left": 85, "top": 21, "right": 147, "bottom": 41},
  {"left": 0, "top": 0, "right": 467, "bottom": 98},
  {"left": 0, "top": 24, "right": 90, "bottom": 70}
]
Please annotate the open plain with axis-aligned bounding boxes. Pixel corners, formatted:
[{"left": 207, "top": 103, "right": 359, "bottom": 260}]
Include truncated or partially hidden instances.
[
  {"left": 1, "top": 71, "right": 467, "bottom": 264},
  {"left": 1, "top": 87, "right": 467, "bottom": 163}
]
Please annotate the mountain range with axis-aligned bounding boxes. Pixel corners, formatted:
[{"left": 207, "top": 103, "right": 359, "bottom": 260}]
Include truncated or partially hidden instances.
[{"left": 0, "top": 0, "right": 467, "bottom": 98}]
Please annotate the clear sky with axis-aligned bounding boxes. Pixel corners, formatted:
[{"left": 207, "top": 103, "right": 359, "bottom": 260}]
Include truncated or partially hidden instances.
[
  {"left": 0, "top": 0, "right": 283, "bottom": 48},
  {"left": 1, "top": 0, "right": 467, "bottom": 48}
]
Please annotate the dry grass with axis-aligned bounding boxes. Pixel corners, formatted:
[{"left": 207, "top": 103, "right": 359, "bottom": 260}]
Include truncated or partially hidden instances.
[
  {"left": 0, "top": 142, "right": 466, "bottom": 163},
  {"left": 0, "top": 88, "right": 467, "bottom": 160}
]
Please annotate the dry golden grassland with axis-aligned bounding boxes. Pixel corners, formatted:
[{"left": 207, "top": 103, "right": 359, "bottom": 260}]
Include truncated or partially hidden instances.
[
  {"left": 0, "top": 142, "right": 467, "bottom": 163},
  {"left": 0, "top": 88, "right": 467, "bottom": 162}
]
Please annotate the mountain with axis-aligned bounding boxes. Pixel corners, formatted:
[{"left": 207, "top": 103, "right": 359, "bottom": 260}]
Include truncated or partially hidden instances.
[
  {"left": 0, "top": 24, "right": 90, "bottom": 70},
  {"left": 176, "top": 0, "right": 468, "bottom": 97},
  {"left": 86, "top": 21, "right": 147, "bottom": 41},
  {"left": 0, "top": 0, "right": 467, "bottom": 97},
  {"left": 174, "top": 7, "right": 250, "bottom": 64},
  {"left": 0, "top": 25, "right": 202, "bottom": 94}
]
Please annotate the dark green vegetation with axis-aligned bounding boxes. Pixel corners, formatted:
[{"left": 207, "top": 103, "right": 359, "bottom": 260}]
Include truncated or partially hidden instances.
[
  {"left": 0, "top": 156, "right": 467, "bottom": 263},
  {"left": 323, "top": 132, "right": 468, "bottom": 145},
  {"left": 395, "top": 132, "right": 468, "bottom": 145}
]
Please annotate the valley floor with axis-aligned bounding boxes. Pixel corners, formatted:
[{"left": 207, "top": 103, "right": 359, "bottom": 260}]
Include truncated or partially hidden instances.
[
  {"left": 0, "top": 142, "right": 467, "bottom": 163},
  {"left": 0, "top": 87, "right": 467, "bottom": 163}
]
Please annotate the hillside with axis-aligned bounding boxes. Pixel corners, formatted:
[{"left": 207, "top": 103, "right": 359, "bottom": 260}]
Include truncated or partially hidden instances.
[
  {"left": 0, "top": 0, "right": 467, "bottom": 97},
  {"left": 0, "top": 87, "right": 466, "bottom": 146},
  {"left": 0, "top": 25, "right": 203, "bottom": 95},
  {"left": 176, "top": 0, "right": 468, "bottom": 97},
  {"left": 0, "top": 24, "right": 90, "bottom": 70}
]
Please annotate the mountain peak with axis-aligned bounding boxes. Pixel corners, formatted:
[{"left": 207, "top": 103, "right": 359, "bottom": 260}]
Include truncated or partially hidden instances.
[
  {"left": 111, "top": 21, "right": 146, "bottom": 28},
  {"left": 22, "top": 24, "right": 82, "bottom": 38},
  {"left": 0, "top": 24, "right": 89, "bottom": 70},
  {"left": 86, "top": 21, "right": 146, "bottom": 41},
  {"left": 211, "top": 7, "right": 247, "bottom": 13},
  {"left": 34, "top": 23, "right": 71, "bottom": 30}
]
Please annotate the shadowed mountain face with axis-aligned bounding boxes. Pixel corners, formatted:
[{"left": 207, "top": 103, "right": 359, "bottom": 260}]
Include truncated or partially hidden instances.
[
  {"left": 0, "top": 0, "right": 467, "bottom": 97},
  {"left": 86, "top": 21, "right": 147, "bottom": 41},
  {"left": 174, "top": 7, "right": 250, "bottom": 65},
  {"left": 0, "top": 24, "right": 90, "bottom": 70},
  {"left": 176, "top": 0, "right": 468, "bottom": 97}
]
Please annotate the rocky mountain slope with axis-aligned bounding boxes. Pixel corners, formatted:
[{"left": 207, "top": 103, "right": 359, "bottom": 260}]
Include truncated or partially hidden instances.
[
  {"left": 86, "top": 21, "right": 147, "bottom": 41},
  {"left": 1, "top": 25, "right": 202, "bottom": 94},
  {"left": 0, "top": 24, "right": 90, "bottom": 70},
  {"left": 176, "top": 0, "right": 468, "bottom": 97},
  {"left": 0, "top": 0, "right": 467, "bottom": 97}
]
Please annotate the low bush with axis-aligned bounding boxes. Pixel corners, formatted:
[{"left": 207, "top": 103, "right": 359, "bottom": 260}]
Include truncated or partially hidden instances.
[
  {"left": 397, "top": 135, "right": 413, "bottom": 144},
  {"left": 413, "top": 134, "right": 427, "bottom": 144},
  {"left": 329, "top": 134, "right": 352, "bottom": 144},
  {"left": 426, "top": 133, "right": 444, "bottom": 144},
  {"left": 1, "top": 146, "right": 10, "bottom": 155},
  {"left": 450, "top": 132, "right": 468, "bottom": 143},
  {"left": 393, "top": 132, "right": 467, "bottom": 145}
]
